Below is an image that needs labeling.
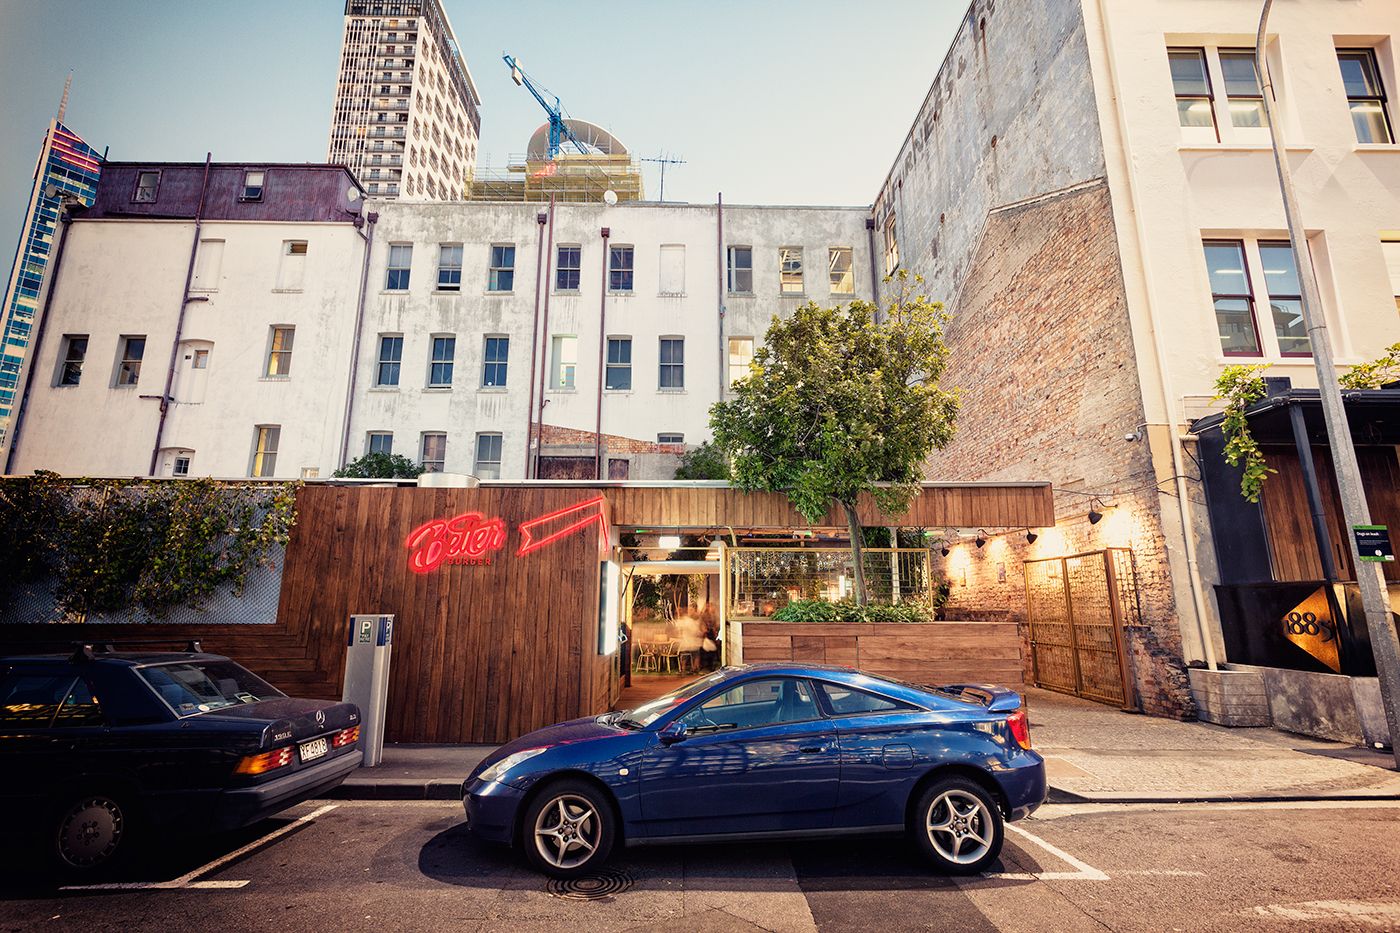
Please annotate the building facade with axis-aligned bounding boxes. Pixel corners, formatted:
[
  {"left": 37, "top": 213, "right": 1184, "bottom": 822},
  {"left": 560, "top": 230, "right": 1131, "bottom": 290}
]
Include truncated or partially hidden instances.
[{"left": 325, "top": 0, "right": 482, "bottom": 201}]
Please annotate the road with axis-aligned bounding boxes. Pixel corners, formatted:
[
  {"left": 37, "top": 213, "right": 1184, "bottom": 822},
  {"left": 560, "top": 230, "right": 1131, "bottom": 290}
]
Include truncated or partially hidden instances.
[{"left": 2, "top": 799, "right": 1398, "bottom": 933}]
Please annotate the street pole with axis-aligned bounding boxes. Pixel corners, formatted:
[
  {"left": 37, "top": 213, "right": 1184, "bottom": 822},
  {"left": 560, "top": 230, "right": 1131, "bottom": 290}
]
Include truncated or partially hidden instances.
[{"left": 1257, "top": 0, "right": 1400, "bottom": 766}]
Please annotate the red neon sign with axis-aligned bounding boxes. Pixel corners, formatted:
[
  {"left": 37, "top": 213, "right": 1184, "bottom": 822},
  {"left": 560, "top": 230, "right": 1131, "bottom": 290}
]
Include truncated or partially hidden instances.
[
  {"left": 517, "top": 496, "right": 608, "bottom": 557},
  {"left": 405, "top": 512, "right": 508, "bottom": 573}
]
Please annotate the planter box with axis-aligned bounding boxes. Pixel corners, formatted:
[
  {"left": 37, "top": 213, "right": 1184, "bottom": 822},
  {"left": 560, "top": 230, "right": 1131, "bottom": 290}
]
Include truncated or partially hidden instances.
[{"left": 1188, "top": 668, "right": 1271, "bottom": 727}]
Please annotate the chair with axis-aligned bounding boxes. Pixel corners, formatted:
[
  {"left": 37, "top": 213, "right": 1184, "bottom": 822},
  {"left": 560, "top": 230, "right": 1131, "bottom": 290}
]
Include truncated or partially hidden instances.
[{"left": 659, "top": 640, "right": 680, "bottom": 673}]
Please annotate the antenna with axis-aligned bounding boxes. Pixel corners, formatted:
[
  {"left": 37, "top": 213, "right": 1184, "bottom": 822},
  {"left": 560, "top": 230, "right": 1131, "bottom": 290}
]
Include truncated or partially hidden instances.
[{"left": 639, "top": 151, "right": 686, "bottom": 202}]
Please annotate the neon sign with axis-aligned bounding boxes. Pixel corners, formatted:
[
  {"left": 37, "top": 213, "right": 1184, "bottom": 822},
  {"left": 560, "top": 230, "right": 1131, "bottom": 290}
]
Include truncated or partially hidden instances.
[
  {"left": 517, "top": 496, "right": 608, "bottom": 557},
  {"left": 405, "top": 512, "right": 508, "bottom": 573}
]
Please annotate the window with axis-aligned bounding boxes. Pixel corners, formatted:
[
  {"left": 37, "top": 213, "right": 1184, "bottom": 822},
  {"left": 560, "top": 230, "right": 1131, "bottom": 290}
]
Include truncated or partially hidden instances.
[
  {"left": 277, "top": 240, "right": 307, "bottom": 290},
  {"left": 267, "top": 327, "right": 294, "bottom": 376},
  {"left": 437, "top": 245, "right": 462, "bottom": 290},
  {"left": 658, "top": 433, "right": 683, "bottom": 445},
  {"left": 377, "top": 335, "right": 403, "bottom": 386},
  {"left": 829, "top": 247, "right": 854, "bottom": 294},
  {"left": 133, "top": 171, "right": 160, "bottom": 202},
  {"left": 368, "top": 432, "right": 393, "bottom": 455},
  {"left": 659, "top": 245, "right": 685, "bottom": 294},
  {"left": 474, "top": 433, "right": 502, "bottom": 479},
  {"left": 659, "top": 338, "right": 684, "bottom": 390},
  {"left": 489, "top": 245, "right": 515, "bottom": 291},
  {"left": 814, "top": 681, "right": 916, "bottom": 715},
  {"left": 482, "top": 336, "right": 508, "bottom": 387},
  {"left": 241, "top": 170, "right": 265, "bottom": 201},
  {"left": 606, "top": 338, "right": 631, "bottom": 390},
  {"left": 386, "top": 244, "right": 412, "bottom": 290},
  {"left": 1383, "top": 239, "right": 1400, "bottom": 314},
  {"left": 727, "top": 247, "right": 752, "bottom": 294},
  {"left": 609, "top": 245, "right": 634, "bottom": 292},
  {"left": 192, "top": 348, "right": 209, "bottom": 369},
  {"left": 173, "top": 455, "right": 191, "bottom": 477},
  {"left": 779, "top": 247, "right": 803, "bottom": 294},
  {"left": 421, "top": 433, "right": 447, "bottom": 473},
  {"left": 677, "top": 678, "right": 819, "bottom": 733},
  {"left": 1338, "top": 49, "right": 1393, "bottom": 144},
  {"left": 556, "top": 246, "right": 581, "bottom": 290},
  {"left": 1170, "top": 47, "right": 1270, "bottom": 143},
  {"left": 117, "top": 337, "right": 145, "bottom": 386},
  {"left": 728, "top": 337, "right": 754, "bottom": 386},
  {"left": 430, "top": 335, "right": 455, "bottom": 386},
  {"left": 1257, "top": 241, "right": 1310, "bottom": 356},
  {"left": 1218, "top": 50, "right": 1267, "bottom": 131},
  {"left": 192, "top": 239, "right": 224, "bottom": 290},
  {"left": 1203, "top": 238, "right": 1316, "bottom": 358},
  {"left": 1169, "top": 48, "right": 1217, "bottom": 138},
  {"left": 1203, "top": 240, "right": 1261, "bottom": 356},
  {"left": 883, "top": 216, "right": 899, "bottom": 274},
  {"left": 551, "top": 335, "right": 578, "bottom": 389},
  {"left": 59, "top": 336, "right": 87, "bottom": 386},
  {"left": 252, "top": 426, "right": 280, "bottom": 477}
]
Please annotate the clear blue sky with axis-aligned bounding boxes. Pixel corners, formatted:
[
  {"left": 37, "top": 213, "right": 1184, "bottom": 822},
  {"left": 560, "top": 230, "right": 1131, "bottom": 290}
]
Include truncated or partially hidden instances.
[{"left": 1, "top": 0, "right": 968, "bottom": 269}]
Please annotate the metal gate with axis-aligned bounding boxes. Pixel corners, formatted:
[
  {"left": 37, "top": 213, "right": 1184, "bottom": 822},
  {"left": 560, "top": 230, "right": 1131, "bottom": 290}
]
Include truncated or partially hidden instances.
[{"left": 1023, "top": 548, "right": 1137, "bottom": 708}]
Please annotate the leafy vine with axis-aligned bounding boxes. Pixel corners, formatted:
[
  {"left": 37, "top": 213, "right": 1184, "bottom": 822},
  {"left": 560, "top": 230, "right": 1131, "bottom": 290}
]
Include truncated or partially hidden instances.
[
  {"left": 1339, "top": 342, "right": 1400, "bottom": 390},
  {"left": 1212, "top": 364, "right": 1276, "bottom": 503}
]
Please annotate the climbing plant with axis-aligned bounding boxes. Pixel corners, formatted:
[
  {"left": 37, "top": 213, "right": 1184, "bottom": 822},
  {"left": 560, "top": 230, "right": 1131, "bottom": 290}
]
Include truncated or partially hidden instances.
[
  {"left": 1339, "top": 342, "right": 1400, "bottom": 390},
  {"left": 1212, "top": 364, "right": 1275, "bottom": 503}
]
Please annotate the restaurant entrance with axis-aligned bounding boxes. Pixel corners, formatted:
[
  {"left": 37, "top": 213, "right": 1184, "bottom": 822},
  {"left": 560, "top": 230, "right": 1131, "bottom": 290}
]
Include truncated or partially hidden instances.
[{"left": 620, "top": 560, "right": 723, "bottom": 690}]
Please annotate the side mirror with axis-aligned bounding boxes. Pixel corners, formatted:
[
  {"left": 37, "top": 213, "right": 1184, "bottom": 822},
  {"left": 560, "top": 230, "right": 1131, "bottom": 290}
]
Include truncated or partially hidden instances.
[{"left": 658, "top": 721, "right": 687, "bottom": 745}]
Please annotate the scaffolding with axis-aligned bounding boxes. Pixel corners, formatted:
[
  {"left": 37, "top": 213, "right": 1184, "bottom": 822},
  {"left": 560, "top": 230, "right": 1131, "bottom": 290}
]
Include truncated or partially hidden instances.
[{"left": 469, "top": 152, "right": 644, "bottom": 203}]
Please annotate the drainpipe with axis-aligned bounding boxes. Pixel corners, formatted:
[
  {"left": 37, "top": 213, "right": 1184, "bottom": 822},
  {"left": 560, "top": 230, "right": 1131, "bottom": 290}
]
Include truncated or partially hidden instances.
[
  {"left": 524, "top": 208, "right": 548, "bottom": 477},
  {"left": 865, "top": 216, "right": 880, "bottom": 310},
  {"left": 338, "top": 208, "right": 378, "bottom": 469},
  {"left": 533, "top": 195, "right": 557, "bottom": 479},
  {"left": 594, "top": 226, "right": 610, "bottom": 479},
  {"left": 717, "top": 194, "right": 725, "bottom": 403},
  {"left": 149, "top": 153, "right": 212, "bottom": 477}
]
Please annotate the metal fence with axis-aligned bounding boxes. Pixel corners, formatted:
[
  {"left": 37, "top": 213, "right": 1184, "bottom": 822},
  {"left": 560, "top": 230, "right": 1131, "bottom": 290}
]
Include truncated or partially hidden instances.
[{"left": 1023, "top": 548, "right": 1136, "bottom": 707}]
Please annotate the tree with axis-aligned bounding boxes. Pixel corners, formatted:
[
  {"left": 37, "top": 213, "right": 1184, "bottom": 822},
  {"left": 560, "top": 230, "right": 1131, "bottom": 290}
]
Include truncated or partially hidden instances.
[
  {"left": 673, "top": 440, "right": 730, "bottom": 480},
  {"left": 710, "top": 273, "right": 959, "bottom": 603},
  {"left": 332, "top": 451, "right": 425, "bottom": 479}
]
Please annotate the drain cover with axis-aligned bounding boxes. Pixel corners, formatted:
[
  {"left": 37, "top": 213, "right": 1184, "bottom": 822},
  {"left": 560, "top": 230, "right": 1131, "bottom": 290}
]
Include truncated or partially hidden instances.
[{"left": 545, "top": 867, "right": 634, "bottom": 900}]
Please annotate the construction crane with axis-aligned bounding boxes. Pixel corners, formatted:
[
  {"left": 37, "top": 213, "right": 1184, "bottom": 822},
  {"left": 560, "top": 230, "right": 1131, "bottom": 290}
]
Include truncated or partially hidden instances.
[{"left": 503, "top": 54, "right": 589, "bottom": 159}]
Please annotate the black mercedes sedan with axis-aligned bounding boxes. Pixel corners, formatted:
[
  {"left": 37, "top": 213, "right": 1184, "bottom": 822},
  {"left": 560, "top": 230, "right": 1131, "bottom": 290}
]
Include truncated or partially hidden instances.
[{"left": 0, "top": 643, "right": 362, "bottom": 876}]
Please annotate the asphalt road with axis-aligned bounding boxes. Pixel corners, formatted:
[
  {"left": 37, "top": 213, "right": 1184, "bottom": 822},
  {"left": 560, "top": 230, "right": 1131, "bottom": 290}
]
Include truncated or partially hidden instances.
[{"left": 2, "top": 799, "right": 1399, "bottom": 933}]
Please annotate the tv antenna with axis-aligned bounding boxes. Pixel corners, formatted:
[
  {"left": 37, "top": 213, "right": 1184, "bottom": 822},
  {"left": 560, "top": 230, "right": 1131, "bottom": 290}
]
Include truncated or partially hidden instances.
[{"left": 640, "top": 151, "right": 686, "bottom": 202}]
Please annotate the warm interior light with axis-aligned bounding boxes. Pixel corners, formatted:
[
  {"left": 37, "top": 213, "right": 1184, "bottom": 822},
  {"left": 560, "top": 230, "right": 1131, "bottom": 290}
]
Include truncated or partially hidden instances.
[{"left": 658, "top": 535, "right": 682, "bottom": 549}]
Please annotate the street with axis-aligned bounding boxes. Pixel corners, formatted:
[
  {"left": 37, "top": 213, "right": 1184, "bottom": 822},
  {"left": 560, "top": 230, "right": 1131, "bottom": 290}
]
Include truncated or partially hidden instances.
[{"left": 2, "top": 799, "right": 1398, "bottom": 933}]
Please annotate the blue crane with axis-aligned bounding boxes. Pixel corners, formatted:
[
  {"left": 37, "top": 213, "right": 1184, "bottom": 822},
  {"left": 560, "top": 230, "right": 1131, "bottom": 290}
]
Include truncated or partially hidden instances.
[{"left": 503, "top": 54, "right": 589, "bottom": 159}]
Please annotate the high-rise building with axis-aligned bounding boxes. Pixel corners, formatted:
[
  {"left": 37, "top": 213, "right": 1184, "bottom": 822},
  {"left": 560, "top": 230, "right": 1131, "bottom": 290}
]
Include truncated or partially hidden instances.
[{"left": 326, "top": 0, "right": 482, "bottom": 201}]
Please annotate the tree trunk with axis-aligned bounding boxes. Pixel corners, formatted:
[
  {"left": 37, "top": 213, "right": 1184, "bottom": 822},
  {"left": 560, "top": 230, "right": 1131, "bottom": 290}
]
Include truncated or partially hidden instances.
[{"left": 840, "top": 499, "right": 869, "bottom": 605}]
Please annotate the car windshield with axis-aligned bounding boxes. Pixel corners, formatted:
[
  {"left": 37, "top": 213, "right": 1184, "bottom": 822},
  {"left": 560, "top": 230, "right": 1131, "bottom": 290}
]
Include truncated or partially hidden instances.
[
  {"left": 627, "top": 669, "right": 735, "bottom": 727},
  {"left": 137, "top": 660, "right": 285, "bottom": 717}
]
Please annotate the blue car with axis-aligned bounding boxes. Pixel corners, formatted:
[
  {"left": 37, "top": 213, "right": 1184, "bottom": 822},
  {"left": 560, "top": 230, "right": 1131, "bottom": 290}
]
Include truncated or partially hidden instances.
[{"left": 464, "top": 663, "right": 1046, "bottom": 878}]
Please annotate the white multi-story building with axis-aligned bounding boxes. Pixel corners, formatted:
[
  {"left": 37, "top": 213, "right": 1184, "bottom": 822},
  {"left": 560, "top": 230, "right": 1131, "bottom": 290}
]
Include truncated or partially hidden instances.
[{"left": 325, "top": 0, "right": 481, "bottom": 201}]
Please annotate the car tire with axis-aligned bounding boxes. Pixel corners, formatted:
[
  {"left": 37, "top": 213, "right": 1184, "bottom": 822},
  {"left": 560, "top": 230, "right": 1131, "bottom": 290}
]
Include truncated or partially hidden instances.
[
  {"left": 911, "top": 776, "right": 1003, "bottom": 875},
  {"left": 521, "top": 779, "right": 615, "bottom": 879},
  {"left": 51, "top": 788, "right": 139, "bottom": 876}
]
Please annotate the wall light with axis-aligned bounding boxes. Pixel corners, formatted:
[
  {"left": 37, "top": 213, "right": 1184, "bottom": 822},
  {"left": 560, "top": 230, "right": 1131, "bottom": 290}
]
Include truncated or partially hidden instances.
[
  {"left": 1025, "top": 529, "right": 1038, "bottom": 544},
  {"left": 659, "top": 535, "right": 682, "bottom": 549},
  {"left": 940, "top": 546, "right": 950, "bottom": 557},
  {"left": 1087, "top": 498, "right": 1114, "bottom": 525},
  {"left": 975, "top": 532, "right": 987, "bottom": 548}
]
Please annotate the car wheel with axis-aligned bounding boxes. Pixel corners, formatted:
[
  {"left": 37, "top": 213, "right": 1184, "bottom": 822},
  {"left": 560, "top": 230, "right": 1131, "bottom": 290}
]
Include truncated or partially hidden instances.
[
  {"left": 53, "top": 789, "right": 137, "bottom": 874},
  {"left": 522, "top": 779, "right": 615, "bottom": 879},
  {"left": 911, "top": 777, "right": 1003, "bottom": 875}
]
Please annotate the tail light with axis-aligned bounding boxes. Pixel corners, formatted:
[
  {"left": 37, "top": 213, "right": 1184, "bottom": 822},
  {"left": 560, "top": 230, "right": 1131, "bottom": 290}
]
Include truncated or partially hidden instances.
[
  {"left": 332, "top": 726, "right": 360, "bottom": 749},
  {"left": 234, "top": 746, "right": 295, "bottom": 775},
  {"left": 1006, "top": 708, "right": 1031, "bottom": 749}
]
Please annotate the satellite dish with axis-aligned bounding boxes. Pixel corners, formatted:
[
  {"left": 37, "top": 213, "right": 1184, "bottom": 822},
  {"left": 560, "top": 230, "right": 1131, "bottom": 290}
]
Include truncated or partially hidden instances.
[
  {"left": 603, "top": 190, "right": 618, "bottom": 206},
  {"left": 347, "top": 187, "right": 362, "bottom": 202},
  {"left": 44, "top": 183, "right": 59, "bottom": 200}
]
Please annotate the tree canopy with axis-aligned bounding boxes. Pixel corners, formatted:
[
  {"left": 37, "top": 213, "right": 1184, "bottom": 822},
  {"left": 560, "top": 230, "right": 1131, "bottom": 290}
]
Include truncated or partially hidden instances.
[
  {"left": 332, "top": 451, "right": 425, "bottom": 479},
  {"left": 710, "top": 274, "right": 959, "bottom": 602}
]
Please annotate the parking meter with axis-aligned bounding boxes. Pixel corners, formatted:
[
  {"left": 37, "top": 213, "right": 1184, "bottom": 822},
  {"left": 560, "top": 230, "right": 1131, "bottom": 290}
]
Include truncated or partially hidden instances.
[{"left": 343, "top": 614, "right": 393, "bottom": 767}]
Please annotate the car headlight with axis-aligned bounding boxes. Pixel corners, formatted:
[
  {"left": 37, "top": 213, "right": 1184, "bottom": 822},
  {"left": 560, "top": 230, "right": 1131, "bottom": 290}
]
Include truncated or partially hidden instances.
[{"left": 478, "top": 747, "right": 548, "bottom": 784}]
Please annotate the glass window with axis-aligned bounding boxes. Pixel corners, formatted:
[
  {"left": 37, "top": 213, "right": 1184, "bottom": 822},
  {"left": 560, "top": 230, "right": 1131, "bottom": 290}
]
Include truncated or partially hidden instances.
[
  {"left": 59, "top": 336, "right": 87, "bottom": 386},
  {"left": 606, "top": 337, "right": 631, "bottom": 390},
  {"left": 133, "top": 171, "right": 160, "bottom": 203},
  {"left": 252, "top": 426, "right": 280, "bottom": 477},
  {"left": 1203, "top": 240, "right": 1261, "bottom": 356},
  {"left": 828, "top": 248, "right": 854, "bottom": 294},
  {"left": 117, "top": 337, "right": 145, "bottom": 386},
  {"left": 377, "top": 335, "right": 403, "bottom": 386},
  {"left": 728, "top": 337, "right": 754, "bottom": 386},
  {"left": 267, "top": 327, "right": 294, "bottom": 376},
  {"left": 1257, "top": 241, "right": 1310, "bottom": 357},
  {"left": 489, "top": 245, "right": 515, "bottom": 291},
  {"left": 173, "top": 456, "right": 191, "bottom": 476},
  {"left": 557, "top": 246, "right": 581, "bottom": 290},
  {"left": 658, "top": 433, "right": 684, "bottom": 444},
  {"left": 678, "top": 678, "right": 819, "bottom": 733},
  {"left": 193, "top": 349, "right": 209, "bottom": 369},
  {"left": 884, "top": 216, "right": 899, "bottom": 274},
  {"left": 660, "top": 338, "right": 684, "bottom": 390},
  {"left": 241, "top": 170, "right": 265, "bottom": 201},
  {"left": 430, "top": 335, "right": 455, "bottom": 386},
  {"left": 482, "top": 336, "right": 508, "bottom": 387},
  {"left": 551, "top": 335, "right": 577, "bottom": 389},
  {"left": 50, "top": 678, "right": 105, "bottom": 728},
  {"left": 814, "top": 681, "right": 916, "bottom": 716},
  {"left": 368, "top": 432, "right": 393, "bottom": 455},
  {"left": 421, "top": 433, "right": 447, "bottom": 473},
  {"left": 437, "top": 245, "right": 462, "bottom": 290},
  {"left": 780, "top": 247, "right": 803, "bottom": 294},
  {"left": 1169, "top": 48, "right": 1217, "bottom": 135},
  {"left": 475, "top": 433, "right": 503, "bottom": 479},
  {"left": 386, "top": 244, "right": 412, "bottom": 290},
  {"left": 136, "top": 660, "right": 282, "bottom": 717},
  {"left": 1338, "top": 49, "right": 1394, "bottom": 144},
  {"left": 0, "top": 674, "right": 77, "bottom": 727},
  {"left": 727, "top": 247, "right": 752, "bottom": 294},
  {"left": 1219, "top": 50, "right": 1267, "bottom": 129},
  {"left": 610, "top": 245, "right": 634, "bottom": 292}
]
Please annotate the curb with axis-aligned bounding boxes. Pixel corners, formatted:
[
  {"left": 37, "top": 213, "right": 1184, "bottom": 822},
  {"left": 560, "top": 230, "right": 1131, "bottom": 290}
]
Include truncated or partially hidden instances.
[{"left": 1046, "top": 788, "right": 1400, "bottom": 805}]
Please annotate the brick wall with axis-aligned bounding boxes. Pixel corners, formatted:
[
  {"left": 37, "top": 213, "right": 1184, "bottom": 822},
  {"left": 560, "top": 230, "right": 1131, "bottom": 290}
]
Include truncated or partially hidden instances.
[{"left": 538, "top": 423, "right": 686, "bottom": 457}]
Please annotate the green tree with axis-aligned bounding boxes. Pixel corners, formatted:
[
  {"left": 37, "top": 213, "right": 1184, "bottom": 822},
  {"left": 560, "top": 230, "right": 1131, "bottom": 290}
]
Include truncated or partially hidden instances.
[
  {"left": 710, "top": 273, "right": 959, "bottom": 603},
  {"left": 1339, "top": 342, "right": 1400, "bottom": 390},
  {"left": 673, "top": 440, "right": 730, "bottom": 480},
  {"left": 332, "top": 451, "right": 425, "bottom": 479}
]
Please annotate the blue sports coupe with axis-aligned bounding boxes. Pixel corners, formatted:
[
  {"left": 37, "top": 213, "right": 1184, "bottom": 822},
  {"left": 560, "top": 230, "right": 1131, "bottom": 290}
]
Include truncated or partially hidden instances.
[{"left": 464, "top": 663, "right": 1046, "bottom": 878}]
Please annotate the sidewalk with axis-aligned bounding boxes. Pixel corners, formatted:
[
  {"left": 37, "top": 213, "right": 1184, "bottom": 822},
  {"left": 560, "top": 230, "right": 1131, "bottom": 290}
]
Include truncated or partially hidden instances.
[{"left": 326, "top": 685, "right": 1400, "bottom": 804}]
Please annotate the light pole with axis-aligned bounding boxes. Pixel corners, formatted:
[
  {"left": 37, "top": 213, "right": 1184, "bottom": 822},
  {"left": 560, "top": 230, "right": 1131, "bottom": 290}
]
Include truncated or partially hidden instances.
[{"left": 1256, "top": 0, "right": 1400, "bottom": 766}]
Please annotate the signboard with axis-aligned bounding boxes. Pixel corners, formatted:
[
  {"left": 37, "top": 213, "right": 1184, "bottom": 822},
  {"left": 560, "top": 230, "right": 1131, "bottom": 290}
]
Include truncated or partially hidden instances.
[
  {"left": 404, "top": 495, "right": 610, "bottom": 573},
  {"left": 1352, "top": 525, "right": 1394, "bottom": 562},
  {"left": 1281, "top": 587, "right": 1340, "bottom": 673}
]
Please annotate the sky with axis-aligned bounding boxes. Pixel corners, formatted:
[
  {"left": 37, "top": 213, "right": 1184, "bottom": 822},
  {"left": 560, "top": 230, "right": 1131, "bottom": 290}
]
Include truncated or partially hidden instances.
[{"left": 0, "top": 0, "right": 970, "bottom": 270}]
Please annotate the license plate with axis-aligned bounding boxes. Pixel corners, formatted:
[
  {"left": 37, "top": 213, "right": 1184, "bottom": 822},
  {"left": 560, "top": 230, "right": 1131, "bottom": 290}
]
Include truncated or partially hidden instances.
[{"left": 299, "top": 738, "right": 328, "bottom": 762}]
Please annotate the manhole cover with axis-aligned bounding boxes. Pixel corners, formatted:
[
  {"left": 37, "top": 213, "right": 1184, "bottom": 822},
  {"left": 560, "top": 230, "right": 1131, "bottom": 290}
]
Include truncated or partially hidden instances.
[{"left": 545, "top": 867, "right": 634, "bottom": 900}]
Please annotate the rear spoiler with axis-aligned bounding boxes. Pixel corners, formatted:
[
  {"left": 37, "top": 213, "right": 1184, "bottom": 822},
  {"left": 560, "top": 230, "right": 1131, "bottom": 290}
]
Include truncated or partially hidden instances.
[{"left": 942, "top": 683, "right": 1023, "bottom": 713}]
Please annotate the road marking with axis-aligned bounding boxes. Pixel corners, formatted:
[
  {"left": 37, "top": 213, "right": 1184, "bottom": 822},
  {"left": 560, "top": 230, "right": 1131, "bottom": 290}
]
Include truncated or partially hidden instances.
[
  {"left": 62, "top": 803, "right": 338, "bottom": 891},
  {"left": 976, "top": 824, "right": 1109, "bottom": 881},
  {"left": 1249, "top": 900, "right": 1400, "bottom": 925}
]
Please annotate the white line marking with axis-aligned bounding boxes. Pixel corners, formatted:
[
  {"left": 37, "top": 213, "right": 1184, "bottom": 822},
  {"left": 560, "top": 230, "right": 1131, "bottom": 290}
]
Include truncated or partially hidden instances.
[
  {"left": 969, "top": 824, "right": 1109, "bottom": 882},
  {"left": 1249, "top": 900, "right": 1400, "bottom": 925},
  {"left": 61, "top": 803, "right": 337, "bottom": 891}
]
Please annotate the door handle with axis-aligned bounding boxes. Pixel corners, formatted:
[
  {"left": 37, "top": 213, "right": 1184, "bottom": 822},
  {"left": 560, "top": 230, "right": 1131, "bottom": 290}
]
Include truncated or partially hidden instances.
[{"left": 799, "top": 746, "right": 825, "bottom": 754}]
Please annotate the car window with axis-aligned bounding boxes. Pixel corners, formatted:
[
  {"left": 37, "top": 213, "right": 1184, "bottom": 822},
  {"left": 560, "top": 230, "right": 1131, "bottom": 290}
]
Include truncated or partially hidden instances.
[
  {"left": 815, "top": 681, "right": 918, "bottom": 716},
  {"left": 51, "top": 678, "right": 106, "bottom": 728},
  {"left": 678, "top": 678, "right": 819, "bottom": 734},
  {"left": 632, "top": 669, "right": 733, "bottom": 726},
  {"left": 0, "top": 673, "right": 78, "bottom": 728},
  {"left": 137, "top": 660, "right": 284, "bottom": 717}
]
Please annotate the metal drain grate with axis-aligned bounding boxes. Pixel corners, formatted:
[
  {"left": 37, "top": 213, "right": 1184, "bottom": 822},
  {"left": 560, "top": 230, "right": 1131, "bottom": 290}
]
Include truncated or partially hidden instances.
[{"left": 545, "top": 867, "right": 634, "bottom": 900}]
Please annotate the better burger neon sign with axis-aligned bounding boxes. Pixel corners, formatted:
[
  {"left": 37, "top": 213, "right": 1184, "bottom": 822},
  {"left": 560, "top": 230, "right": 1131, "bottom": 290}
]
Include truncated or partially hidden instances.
[{"left": 405, "top": 496, "right": 607, "bottom": 573}]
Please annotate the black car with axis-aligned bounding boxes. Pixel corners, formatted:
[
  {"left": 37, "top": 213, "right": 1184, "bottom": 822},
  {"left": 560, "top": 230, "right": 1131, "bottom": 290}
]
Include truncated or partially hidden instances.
[{"left": 0, "top": 643, "right": 362, "bottom": 876}]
